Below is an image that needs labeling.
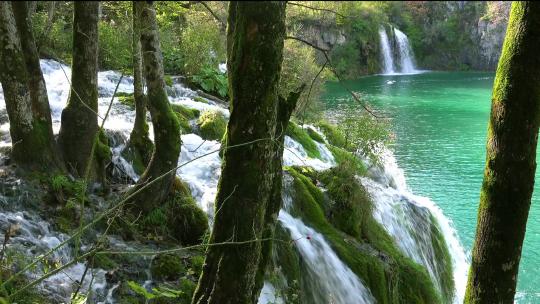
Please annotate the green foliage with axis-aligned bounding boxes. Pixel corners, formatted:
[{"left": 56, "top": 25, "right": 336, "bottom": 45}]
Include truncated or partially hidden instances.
[
  {"left": 328, "top": 146, "right": 366, "bottom": 176},
  {"left": 99, "top": 20, "right": 132, "bottom": 70},
  {"left": 178, "top": 11, "right": 226, "bottom": 76},
  {"left": 316, "top": 121, "right": 347, "bottom": 149},
  {"left": 191, "top": 67, "right": 228, "bottom": 98},
  {"left": 151, "top": 254, "right": 186, "bottom": 281},
  {"left": 286, "top": 122, "right": 321, "bottom": 159},
  {"left": 197, "top": 110, "right": 227, "bottom": 141},
  {"left": 280, "top": 40, "right": 329, "bottom": 121},
  {"left": 337, "top": 108, "right": 392, "bottom": 165},
  {"left": 164, "top": 75, "right": 174, "bottom": 87}
]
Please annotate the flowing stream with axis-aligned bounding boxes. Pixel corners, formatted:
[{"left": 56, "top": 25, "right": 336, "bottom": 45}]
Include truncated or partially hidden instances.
[{"left": 0, "top": 60, "right": 467, "bottom": 303}]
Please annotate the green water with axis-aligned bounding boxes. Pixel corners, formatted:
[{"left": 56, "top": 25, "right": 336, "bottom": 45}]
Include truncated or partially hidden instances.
[{"left": 324, "top": 72, "right": 540, "bottom": 302}]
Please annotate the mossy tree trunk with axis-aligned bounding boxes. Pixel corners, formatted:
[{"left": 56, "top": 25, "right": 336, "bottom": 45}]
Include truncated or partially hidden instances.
[
  {"left": 0, "top": 2, "right": 60, "bottom": 171},
  {"left": 192, "top": 2, "right": 287, "bottom": 303},
  {"left": 128, "top": 1, "right": 180, "bottom": 214},
  {"left": 57, "top": 1, "right": 101, "bottom": 178},
  {"left": 126, "top": 1, "right": 153, "bottom": 170},
  {"left": 465, "top": 2, "right": 540, "bottom": 303},
  {"left": 253, "top": 87, "right": 304, "bottom": 302}
]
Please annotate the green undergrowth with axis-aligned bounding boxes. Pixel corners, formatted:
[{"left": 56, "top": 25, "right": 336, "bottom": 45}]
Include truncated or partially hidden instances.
[
  {"left": 282, "top": 166, "right": 441, "bottom": 303},
  {"left": 196, "top": 110, "right": 227, "bottom": 141}
]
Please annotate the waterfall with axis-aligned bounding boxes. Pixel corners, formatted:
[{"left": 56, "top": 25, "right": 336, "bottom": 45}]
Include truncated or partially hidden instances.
[
  {"left": 378, "top": 26, "right": 420, "bottom": 75},
  {"left": 0, "top": 59, "right": 463, "bottom": 303},
  {"left": 362, "top": 151, "right": 469, "bottom": 303},
  {"left": 393, "top": 28, "right": 418, "bottom": 74},
  {"left": 260, "top": 177, "right": 375, "bottom": 304},
  {"left": 378, "top": 27, "right": 395, "bottom": 74}
]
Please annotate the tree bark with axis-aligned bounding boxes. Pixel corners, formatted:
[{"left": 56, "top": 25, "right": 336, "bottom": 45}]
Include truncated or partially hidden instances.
[
  {"left": 128, "top": 1, "right": 181, "bottom": 214},
  {"left": 465, "top": 2, "right": 540, "bottom": 303},
  {"left": 11, "top": 1, "right": 62, "bottom": 169},
  {"left": 126, "top": 1, "right": 153, "bottom": 170},
  {"left": 192, "top": 2, "right": 287, "bottom": 303},
  {"left": 58, "top": 1, "right": 100, "bottom": 178},
  {"left": 0, "top": 2, "right": 59, "bottom": 170}
]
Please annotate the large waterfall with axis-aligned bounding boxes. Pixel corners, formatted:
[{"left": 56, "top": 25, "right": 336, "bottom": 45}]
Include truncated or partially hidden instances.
[
  {"left": 379, "top": 26, "right": 420, "bottom": 75},
  {"left": 0, "top": 60, "right": 464, "bottom": 303}
]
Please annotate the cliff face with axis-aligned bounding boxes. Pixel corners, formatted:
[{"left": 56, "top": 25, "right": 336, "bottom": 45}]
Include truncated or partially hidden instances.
[
  {"left": 290, "top": 1, "right": 510, "bottom": 77},
  {"left": 475, "top": 2, "right": 510, "bottom": 70}
]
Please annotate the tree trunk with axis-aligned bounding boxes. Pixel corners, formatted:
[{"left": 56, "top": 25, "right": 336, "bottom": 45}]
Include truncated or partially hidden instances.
[
  {"left": 128, "top": 1, "right": 181, "bottom": 214},
  {"left": 252, "top": 87, "right": 304, "bottom": 302},
  {"left": 126, "top": 1, "right": 153, "bottom": 171},
  {"left": 11, "top": 1, "right": 62, "bottom": 169},
  {"left": 465, "top": 2, "right": 540, "bottom": 303},
  {"left": 0, "top": 2, "right": 59, "bottom": 170},
  {"left": 58, "top": 1, "right": 101, "bottom": 178},
  {"left": 192, "top": 2, "right": 287, "bottom": 303}
]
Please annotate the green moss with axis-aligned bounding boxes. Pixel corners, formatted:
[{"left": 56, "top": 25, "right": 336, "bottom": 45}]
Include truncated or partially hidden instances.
[
  {"left": 316, "top": 121, "right": 347, "bottom": 149},
  {"left": 328, "top": 146, "right": 366, "bottom": 175},
  {"left": 429, "top": 214, "right": 455, "bottom": 303},
  {"left": 164, "top": 75, "right": 174, "bottom": 87},
  {"left": 171, "top": 104, "right": 200, "bottom": 120},
  {"left": 93, "top": 253, "right": 118, "bottom": 270},
  {"left": 194, "top": 96, "right": 209, "bottom": 104},
  {"left": 284, "top": 167, "right": 441, "bottom": 304},
  {"left": 318, "top": 163, "right": 372, "bottom": 238},
  {"left": 96, "top": 130, "right": 112, "bottom": 162},
  {"left": 151, "top": 253, "right": 186, "bottom": 281},
  {"left": 197, "top": 110, "right": 227, "bottom": 141},
  {"left": 306, "top": 127, "right": 325, "bottom": 143},
  {"left": 286, "top": 122, "right": 321, "bottom": 159},
  {"left": 189, "top": 255, "right": 205, "bottom": 277},
  {"left": 170, "top": 104, "right": 200, "bottom": 134},
  {"left": 139, "top": 179, "right": 209, "bottom": 245},
  {"left": 118, "top": 93, "right": 135, "bottom": 109}
]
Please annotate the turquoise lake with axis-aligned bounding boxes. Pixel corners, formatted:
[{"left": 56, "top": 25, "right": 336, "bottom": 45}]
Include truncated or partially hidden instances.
[{"left": 324, "top": 72, "right": 540, "bottom": 303}]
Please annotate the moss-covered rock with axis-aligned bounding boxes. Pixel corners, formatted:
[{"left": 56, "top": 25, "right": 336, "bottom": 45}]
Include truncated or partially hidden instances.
[
  {"left": 286, "top": 122, "right": 321, "bottom": 159},
  {"left": 117, "top": 92, "right": 135, "bottom": 109},
  {"left": 306, "top": 127, "right": 325, "bottom": 143},
  {"left": 196, "top": 110, "right": 227, "bottom": 141},
  {"left": 140, "top": 178, "right": 208, "bottom": 245},
  {"left": 151, "top": 253, "right": 185, "bottom": 281},
  {"left": 170, "top": 103, "right": 200, "bottom": 134},
  {"left": 283, "top": 167, "right": 441, "bottom": 304}
]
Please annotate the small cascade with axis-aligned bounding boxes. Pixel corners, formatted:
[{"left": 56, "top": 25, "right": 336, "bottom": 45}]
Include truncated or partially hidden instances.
[
  {"left": 378, "top": 27, "right": 396, "bottom": 74},
  {"left": 264, "top": 178, "right": 375, "bottom": 304},
  {"left": 393, "top": 28, "right": 418, "bottom": 74}
]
